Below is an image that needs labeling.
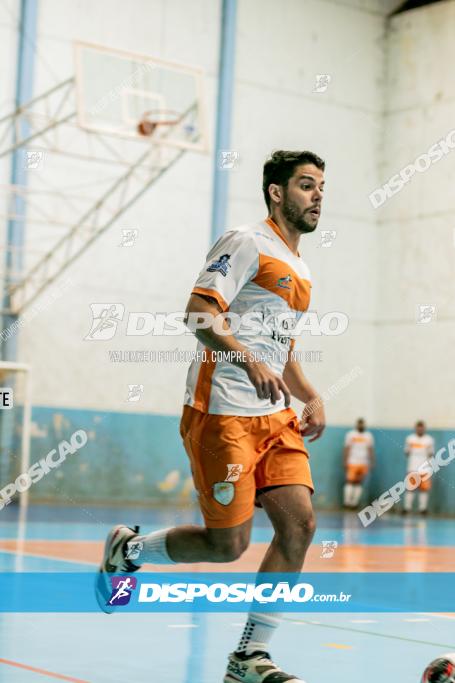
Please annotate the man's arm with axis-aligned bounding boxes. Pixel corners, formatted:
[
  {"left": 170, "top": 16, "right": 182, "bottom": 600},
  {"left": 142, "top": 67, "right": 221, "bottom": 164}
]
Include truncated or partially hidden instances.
[
  {"left": 343, "top": 445, "right": 350, "bottom": 468},
  {"left": 282, "top": 354, "right": 325, "bottom": 442},
  {"left": 368, "top": 444, "right": 375, "bottom": 468},
  {"left": 185, "top": 293, "right": 291, "bottom": 406}
]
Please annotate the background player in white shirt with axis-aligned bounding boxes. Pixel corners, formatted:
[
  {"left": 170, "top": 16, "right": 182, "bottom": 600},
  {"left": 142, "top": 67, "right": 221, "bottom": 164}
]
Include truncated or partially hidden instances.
[
  {"left": 343, "top": 418, "right": 375, "bottom": 509},
  {"left": 403, "top": 420, "right": 435, "bottom": 514}
]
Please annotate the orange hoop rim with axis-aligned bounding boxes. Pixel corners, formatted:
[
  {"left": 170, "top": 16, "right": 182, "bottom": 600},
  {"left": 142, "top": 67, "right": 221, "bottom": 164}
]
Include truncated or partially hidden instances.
[{"left": 137, "top": 109, "right": 182, "bottom": 136}]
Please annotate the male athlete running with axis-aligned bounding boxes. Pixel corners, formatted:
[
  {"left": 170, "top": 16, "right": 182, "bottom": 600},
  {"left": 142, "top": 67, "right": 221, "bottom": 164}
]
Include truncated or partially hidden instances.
[{"left": 96, "top": 150, "right": 326, "bottom": 683}]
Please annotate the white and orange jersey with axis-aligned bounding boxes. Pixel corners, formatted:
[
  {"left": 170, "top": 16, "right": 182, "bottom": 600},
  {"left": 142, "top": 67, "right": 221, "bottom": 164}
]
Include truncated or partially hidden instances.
[
  {"left": 405, "top": 434, "right": 435, "bottom": 471},
  {"left": 183, "top": 218, "right": 312, "bottom": 415},
  {"left": 344, "top": 430, "right": 374, "bottom": 465}
]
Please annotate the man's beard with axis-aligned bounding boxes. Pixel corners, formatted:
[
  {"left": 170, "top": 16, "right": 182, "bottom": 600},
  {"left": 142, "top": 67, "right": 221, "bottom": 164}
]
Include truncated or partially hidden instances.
[{"left": 282, "top": 192, "right": 317, "bottom": 234}]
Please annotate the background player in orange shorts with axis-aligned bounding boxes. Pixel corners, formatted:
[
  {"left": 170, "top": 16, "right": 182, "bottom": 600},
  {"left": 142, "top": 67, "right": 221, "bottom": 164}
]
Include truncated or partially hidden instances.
[
  {"left": 343, "top": 418, "right": 375, "bottom": 509},
  {"left": 97, "top": 150, "right": 326, "bottom": 683},
  {"left": 403, "top": 420, "right": 435, "bottom": 515}
]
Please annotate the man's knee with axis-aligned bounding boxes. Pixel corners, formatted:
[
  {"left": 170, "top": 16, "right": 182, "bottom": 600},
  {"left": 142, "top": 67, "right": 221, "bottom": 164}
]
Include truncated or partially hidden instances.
[
  {"left": 207, "top": 530, "right": 250, "bottom": 562},
  {"left": 303, "top": 510, "right": 317, "bottom": 537},
  {"left": 277, "top": 509, "right": 316, "bottom": 550}
]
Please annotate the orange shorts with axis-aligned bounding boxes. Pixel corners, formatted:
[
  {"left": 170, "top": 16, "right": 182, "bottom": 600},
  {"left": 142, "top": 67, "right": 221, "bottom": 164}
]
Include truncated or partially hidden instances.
[
  {"left": 179, "top": 405, "right": 314, "bottom": 529},
  {"left": 407, "top": 471, "right": 432, "bottom": 491},
  {"left": 346, "top": 463, "right": 369, "bottom": 483}
]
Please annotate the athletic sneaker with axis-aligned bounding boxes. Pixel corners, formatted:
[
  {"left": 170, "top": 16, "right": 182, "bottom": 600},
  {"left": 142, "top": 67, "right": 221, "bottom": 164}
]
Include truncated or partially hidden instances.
[
  {"left": 95, "top": 524, "right": 141, "bottom": 614},
  {"left": 224, "top": 651, "right": 307, "bottom": 682}
]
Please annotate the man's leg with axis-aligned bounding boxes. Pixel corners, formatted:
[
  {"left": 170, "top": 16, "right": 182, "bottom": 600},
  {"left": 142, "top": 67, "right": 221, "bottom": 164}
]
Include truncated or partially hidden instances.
[
  {"left": 131, "top": 518, "right": 253, "bottom": 565},
  {"left": 343, "top": 482, "right": 354, "bottom": 507},
  {"left": 404, "top": 490, "right": 414, "bottom": 512},
  {"left": 344, "top": 465, "right": 359, "bottom": 508},
  {"left": 351, "top": 479, "right": 364, "bottom": 507},
  {"left": 95, "top": 518, "right": 253, "bottom": 613},
  {"left": 256, "top": 484, "right": 315, "bottom": 571},
  {"left": 234, "top": 485, "right": 315, "bottom": 656},
  {"left": 418, "top": 491, "right": 429, "bottom": 513}
]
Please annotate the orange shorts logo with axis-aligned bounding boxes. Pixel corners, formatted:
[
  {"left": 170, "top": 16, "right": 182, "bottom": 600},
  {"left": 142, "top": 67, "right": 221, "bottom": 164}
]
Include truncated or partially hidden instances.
[
  {"left": 225, "top": 464, "right": 243, "bottom": 482},
  {"left": 213, "top": 482, "right": 235, "bottom": 506}
]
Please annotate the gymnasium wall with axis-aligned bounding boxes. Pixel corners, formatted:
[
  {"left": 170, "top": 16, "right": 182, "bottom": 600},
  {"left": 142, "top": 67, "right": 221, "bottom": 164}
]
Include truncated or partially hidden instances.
[
  {"left": 366, "top": 0, "right": 455, "bottom": 511},
  {"left": 2, "top": 0, "right": 455, "bottom": 513},
  {"left": 374, "top": 0, "right": 455, "bottom": 430}
]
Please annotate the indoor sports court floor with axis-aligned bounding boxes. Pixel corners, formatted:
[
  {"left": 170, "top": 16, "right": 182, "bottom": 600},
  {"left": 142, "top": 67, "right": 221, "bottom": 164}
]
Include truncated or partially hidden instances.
[{"left": 0, "top": 506, "right": 454, "bottom": 683}]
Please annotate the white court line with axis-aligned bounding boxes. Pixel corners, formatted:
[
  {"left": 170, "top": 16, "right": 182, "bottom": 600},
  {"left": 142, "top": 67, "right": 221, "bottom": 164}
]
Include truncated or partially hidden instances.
[
  {"left": 168, "top": 624, "right": 199, "bottom": 629},
  {"left": 349, "top": 619, "right": 378, "bottom": 624},
  {"left": 402, "top": 618, "right": 430, "bottom": 622},
  {"left": 419, "top": 613, "right": 455, "bottom": 620}
]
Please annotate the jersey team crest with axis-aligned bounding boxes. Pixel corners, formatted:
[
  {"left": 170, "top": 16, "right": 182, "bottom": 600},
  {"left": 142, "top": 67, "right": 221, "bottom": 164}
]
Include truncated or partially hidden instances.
[
  {"left": 206, "top": 253, "right": 231, "bottom": 277},
  {"left": 213, "top": 481, "right": 235, "bottom": 505},
  {"left": 277, "top": 274, "right": 292, "bottom": 289}
]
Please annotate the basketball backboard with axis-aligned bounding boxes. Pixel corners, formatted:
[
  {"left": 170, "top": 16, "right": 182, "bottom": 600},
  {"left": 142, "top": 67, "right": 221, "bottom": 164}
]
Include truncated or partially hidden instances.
[{"left": 74, "top": 41, "right": 208, "bottom": 152}]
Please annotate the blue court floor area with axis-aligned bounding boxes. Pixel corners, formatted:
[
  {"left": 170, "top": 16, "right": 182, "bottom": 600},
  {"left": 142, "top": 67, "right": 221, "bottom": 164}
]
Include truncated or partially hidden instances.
[
  {"left": 1, "top": 611, "right": 454, "bottom": 682},
  {"left": 0, "top": 505, "right": 454, "bottom": 682}
]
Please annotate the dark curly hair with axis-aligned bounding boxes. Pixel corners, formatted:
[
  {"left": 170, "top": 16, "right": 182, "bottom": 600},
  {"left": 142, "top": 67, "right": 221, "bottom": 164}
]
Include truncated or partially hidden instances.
[{"left": 262, "top": 150, "right": 325, "bottom": 211}]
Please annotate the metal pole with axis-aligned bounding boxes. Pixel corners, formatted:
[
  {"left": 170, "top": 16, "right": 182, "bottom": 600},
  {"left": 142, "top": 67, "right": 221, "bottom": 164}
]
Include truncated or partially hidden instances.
[
  {"left": 210, "top": 0, "right": 238, "bottom": 242},
  {"left": 2, "top": 0, "right": 39, "bottom": 360}
]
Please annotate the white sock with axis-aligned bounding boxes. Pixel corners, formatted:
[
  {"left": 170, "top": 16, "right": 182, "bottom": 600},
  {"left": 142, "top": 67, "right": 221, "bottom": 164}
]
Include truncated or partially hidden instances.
[
  {"left": 404, "top": 492, "right": 414, "bottom": 512},
  {"left": 126, "top": 528, "right": 176, "bottom": 566},
  {"left": 344, "top": 483, "right": 353, "bottom": 506},
  {"left": 419, "top": 492, "right": 429, "bottom": 512},
  {"left": 236, "top": 612, "right": 282, "bottom": 655},
  {"left": 352, "top": 484, "right": 362, "bottom": 506}
]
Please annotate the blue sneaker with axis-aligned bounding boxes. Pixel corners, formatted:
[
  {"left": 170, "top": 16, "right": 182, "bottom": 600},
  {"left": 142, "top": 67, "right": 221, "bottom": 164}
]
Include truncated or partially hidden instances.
[{"left": 95, "top": 524, "right": 141, "bottom": 614}]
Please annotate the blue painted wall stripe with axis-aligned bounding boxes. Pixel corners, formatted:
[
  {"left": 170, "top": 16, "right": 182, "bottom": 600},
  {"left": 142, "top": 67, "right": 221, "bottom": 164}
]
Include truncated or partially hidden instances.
[{"left": 3, "top": 404, "right": 454, "bottom": 515}]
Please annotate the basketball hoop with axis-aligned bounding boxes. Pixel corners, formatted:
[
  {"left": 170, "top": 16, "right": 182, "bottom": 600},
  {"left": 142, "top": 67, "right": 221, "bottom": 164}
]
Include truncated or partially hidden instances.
[{"left": 137, "top": 109, "right": 182, "bottom": 137}]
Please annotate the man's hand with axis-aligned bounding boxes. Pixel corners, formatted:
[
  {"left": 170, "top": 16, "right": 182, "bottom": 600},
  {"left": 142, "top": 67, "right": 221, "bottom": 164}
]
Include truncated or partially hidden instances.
[
  {"left": 300, "top": 396, "right": 326, "bottom": 442},
  {"left": 245, "top": 359, "right": 291, "bottom": 406}
]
